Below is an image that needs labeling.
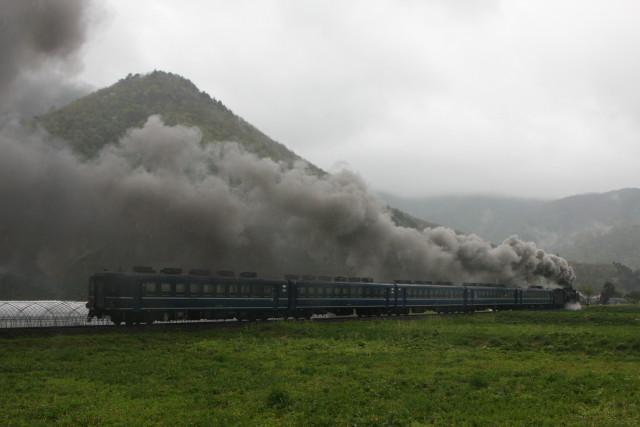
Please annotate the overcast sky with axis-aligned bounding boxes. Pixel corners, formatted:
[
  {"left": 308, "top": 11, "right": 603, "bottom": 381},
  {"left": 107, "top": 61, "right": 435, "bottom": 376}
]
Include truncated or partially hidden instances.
[{"left": 75, "top": 0, "right": 640, "bottom": 199}]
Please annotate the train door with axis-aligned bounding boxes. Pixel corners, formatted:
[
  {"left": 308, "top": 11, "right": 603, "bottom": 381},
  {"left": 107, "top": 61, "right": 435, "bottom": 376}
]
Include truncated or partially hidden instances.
[
  {"left": 392, "top": 285, "right": 399, "bottom": 308},
  {"left": 133, "top": 278, "right": 142, "bottom": 311},
  {"left": 271, "top": 284, "right": 279, "bottom": 309},
  {"left": 94, "top": 278, "right": 105, "bottom": 309},
  {"left": 287, "top": 282, "right": 298, "bottom": 312},
  {"left": 400, "top": 287, "right": 407, "bottom": 308}
]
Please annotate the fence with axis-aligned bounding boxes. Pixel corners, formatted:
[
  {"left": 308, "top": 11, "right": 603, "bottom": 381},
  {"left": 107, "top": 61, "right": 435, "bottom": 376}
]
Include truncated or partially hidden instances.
[{"left": 0, "top": 301, "right": 111, "bottom": 328}]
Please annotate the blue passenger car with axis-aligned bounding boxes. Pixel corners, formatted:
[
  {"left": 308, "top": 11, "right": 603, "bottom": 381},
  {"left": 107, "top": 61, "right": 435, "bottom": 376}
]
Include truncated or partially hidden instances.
[{"left": 87, "top": 269, "right": 574, "bottom": 325}]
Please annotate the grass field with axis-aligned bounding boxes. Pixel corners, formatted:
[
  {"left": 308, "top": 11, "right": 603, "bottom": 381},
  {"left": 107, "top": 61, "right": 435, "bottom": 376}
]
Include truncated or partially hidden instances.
[{"left": 1, "top": 307, "right": 640, "bottom": 426}]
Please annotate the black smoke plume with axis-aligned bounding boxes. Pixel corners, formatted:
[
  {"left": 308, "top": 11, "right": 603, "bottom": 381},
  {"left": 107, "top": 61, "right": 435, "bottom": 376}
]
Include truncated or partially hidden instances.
[
  {"left": 0, "top": 116, "right": 575, "bottom": 297},
  {"left": 0, "top": 0, "right": 93, "bottom": 118}
]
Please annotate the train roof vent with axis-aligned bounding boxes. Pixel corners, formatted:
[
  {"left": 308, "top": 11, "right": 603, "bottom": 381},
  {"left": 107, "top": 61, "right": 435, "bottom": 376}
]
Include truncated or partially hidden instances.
[
  {"left": 394, "top": 279, "right": 412, "bottom": 284},
  {"left": 334, "top": 276, "right": 348, "bottom": 282},
  {"left": 188, "top": 269, "right": 211, "bottom": 276},
  {"left": 318, "top": 275, "right": 332, "bottom": 282},
  {"left": 301, "top": 275, "right": 316, "bottom": 281},
  {"left": 160, "top": 267, "right": 182, "bottom": 275},
  {"left": 414, "top": 280, "right": 432, "bottom": 285},
  {"left": 437, "top": 281, "right": 453, "bottom": 286},
  {"left": 217, "top": 270, "right": 235, "bottom": 277},
  {"left": 362, "top": 277, "right": 374, "bottom": 283},
  {"left": 348, "top": 277, "right": 361, "bottom": 282},
  {"left": 132, "top": 266, "right": 155, "bottom": 274},
  {"left": 239, "top": 271, "right": 257, "bottom": 278},
  {"left": 528, "top": 285, "right": 543, "bottom": 289},
  {"left": 284, "top": 274, "right": 299, "bottom": 281}
]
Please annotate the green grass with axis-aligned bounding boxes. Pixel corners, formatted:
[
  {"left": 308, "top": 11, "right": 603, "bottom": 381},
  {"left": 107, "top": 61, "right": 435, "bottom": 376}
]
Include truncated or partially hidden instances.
[{"left": 1, "top": 307, "right": 640, "bottom": 426}]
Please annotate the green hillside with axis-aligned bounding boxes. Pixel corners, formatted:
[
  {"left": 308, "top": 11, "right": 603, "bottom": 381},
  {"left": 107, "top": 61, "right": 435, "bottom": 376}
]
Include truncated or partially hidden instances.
[
  {"left": 37, "top": 70, "right": 430, "bottom": 233},
  {"left": 37, "top": 71, "right": 316, "bottom": 171}
]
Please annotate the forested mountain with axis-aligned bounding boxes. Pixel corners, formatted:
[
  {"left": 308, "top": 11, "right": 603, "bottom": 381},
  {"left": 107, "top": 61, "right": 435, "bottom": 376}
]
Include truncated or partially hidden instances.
[
  {"left": 38, "top": 70, "right": 429, "bottom": 231},
  {"left": 38, "top": 71, "right": 315, "bottom": 170}
]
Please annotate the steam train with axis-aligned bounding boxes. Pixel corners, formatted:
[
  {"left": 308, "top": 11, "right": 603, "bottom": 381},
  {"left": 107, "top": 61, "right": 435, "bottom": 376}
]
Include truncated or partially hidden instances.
[{"left": 87, "top": 267, "right": 578, "bottom": 325}]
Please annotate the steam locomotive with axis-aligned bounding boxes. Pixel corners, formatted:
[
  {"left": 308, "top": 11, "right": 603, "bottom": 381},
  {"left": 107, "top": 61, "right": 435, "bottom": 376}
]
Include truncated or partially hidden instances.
[{"left": 87, "top": 267, "right": 578, "bottom": 325}]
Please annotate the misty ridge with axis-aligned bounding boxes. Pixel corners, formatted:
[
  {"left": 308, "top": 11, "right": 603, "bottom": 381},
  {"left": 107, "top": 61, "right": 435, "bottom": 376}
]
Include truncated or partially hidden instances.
[{"left": 0, "top": 0, "right": 576, "bottom": 299}]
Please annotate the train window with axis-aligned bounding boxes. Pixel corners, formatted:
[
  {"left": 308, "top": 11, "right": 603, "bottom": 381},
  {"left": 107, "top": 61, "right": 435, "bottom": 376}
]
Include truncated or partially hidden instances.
[
  {"left": 252, "top": 285, "right": 263, "bottom": 298},
  {"left": 309, "top": 287, "right": 317, "bottom": 296},
  {"left": 203, "top": 284, "right": 214, "bottom": 295},
  {"left": 175, "top": 283, "right": 186, "bottom": 295},
  {"left": 240, "top": 284, "right": 250, "bottom": 297},
  {"left": 228, "top": 284, "right": 237, "bottom": 296},
  {"left": 142, "top": 282, "right": 156, "bottom": 295},
  {"left": 190, "top": 283, "right": 201, "bottom": 295},
  {"left": 298, "top": 287, "right": 306, "bottom": 297},
  {"left": 215, "top": 283, "right": 225, "bottom": 295},
  {"left": 160, "top": 282, "right": 172, "bottom": 294}
]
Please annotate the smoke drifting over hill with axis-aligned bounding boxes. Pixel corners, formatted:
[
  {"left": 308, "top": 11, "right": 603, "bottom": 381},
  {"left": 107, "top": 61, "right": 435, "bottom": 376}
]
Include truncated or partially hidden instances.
[
  {"left": 0, "top": 0, "right": 575, "bottom": 297},
  {"left": 0, "top": 116, "right": 575, "bottom": 292}
]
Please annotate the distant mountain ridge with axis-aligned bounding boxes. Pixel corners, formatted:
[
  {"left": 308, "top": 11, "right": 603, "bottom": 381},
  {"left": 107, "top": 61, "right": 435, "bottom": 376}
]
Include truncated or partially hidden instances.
[
  {"left": 382, "top": 188, "right": 640, "bottom": 269},
  {"left": 38, "top": 70, "right": 430, "bottom": 230}
]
